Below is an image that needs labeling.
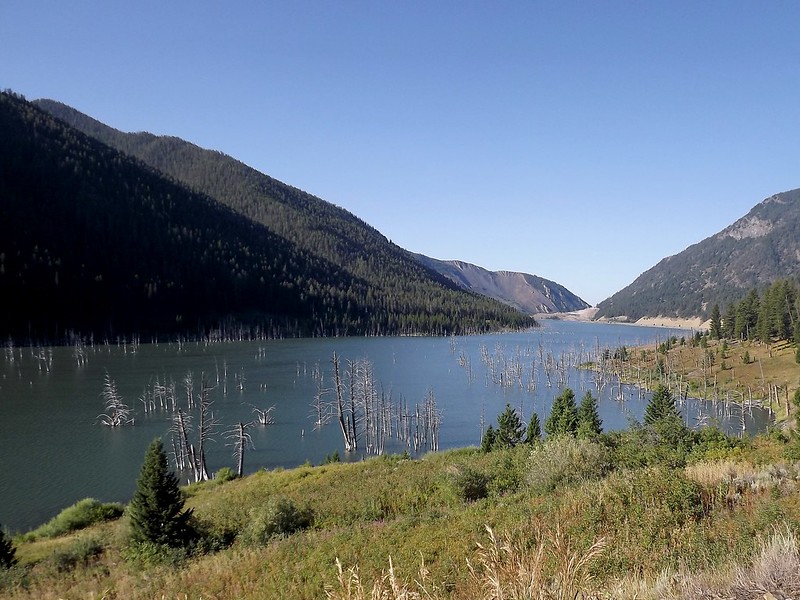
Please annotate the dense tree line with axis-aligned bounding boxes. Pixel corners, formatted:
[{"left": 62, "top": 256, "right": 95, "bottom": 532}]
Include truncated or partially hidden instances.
[
  {"left": 713, "top": 279, "right": 800, "bottom": 344},
  {"left": 1, "top": 93, "right": 533, "bottom": 343}
]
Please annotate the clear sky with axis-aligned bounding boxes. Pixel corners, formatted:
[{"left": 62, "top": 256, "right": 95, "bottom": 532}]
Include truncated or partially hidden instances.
[{"left": 2, "top": 2, "right": 799, "bottom": 305}]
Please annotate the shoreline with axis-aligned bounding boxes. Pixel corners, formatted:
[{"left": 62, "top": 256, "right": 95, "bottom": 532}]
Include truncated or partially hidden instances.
[{"left": 535, "top": 307, "right": 709, "bottom": 332}]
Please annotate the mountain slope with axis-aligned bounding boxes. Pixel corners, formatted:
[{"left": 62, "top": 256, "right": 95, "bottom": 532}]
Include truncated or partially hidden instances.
[
  {"left": 596, "top": 189, "right": 800, "bottom": 321},
  {"left": 0, "top": 92, "right": 379, "bottom": 340},
  {"left": 33, "top": 98, "right": 534, "bottom": 337},
  {"left": 413, "top": 255, "right": 589, "bottom": 315}
]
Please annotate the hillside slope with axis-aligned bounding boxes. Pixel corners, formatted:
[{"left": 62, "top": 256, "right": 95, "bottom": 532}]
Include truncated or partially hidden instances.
[
  {"left": 414, "top": 254, "right": 589, "bottom": 315},
  {"left": 35, "top": 99, "right": 534, "bottom": 336},
  {"left": 0, "top": 92, "right": 531, "bottom": 341},
  {"left": 596, "top": 189, "right": 800, "bottom": 321}
]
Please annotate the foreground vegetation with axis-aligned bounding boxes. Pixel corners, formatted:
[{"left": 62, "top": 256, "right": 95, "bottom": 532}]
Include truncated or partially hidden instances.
[{"left": 3, "top": 392, "right": 800, "bottom": 599}]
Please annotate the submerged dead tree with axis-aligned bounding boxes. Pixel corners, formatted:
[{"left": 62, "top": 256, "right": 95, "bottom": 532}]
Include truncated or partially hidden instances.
[
  {"left": 332, "top": 352, "right": 357, "bottom": 451},
  {"left": 169, "top": 409, "right": 194, "bottom": 472},
  {"left": 193, "top": 375, "right": 217, "bottom": 482},
  {"left": 98, "top": 372, "right": 133, "bottom": 427},
  {"left": 224, "top": 421, "right": 254, "bottom": 477}
]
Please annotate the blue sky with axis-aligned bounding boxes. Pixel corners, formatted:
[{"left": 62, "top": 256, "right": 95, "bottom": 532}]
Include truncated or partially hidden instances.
[{"left": 2, "top": 2, "right": 799, "bottom": 305}]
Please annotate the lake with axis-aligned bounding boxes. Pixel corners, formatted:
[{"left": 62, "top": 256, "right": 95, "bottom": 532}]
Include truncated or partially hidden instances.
[{"left": 0, "top": 320, "right": 771, "bottom": 532}]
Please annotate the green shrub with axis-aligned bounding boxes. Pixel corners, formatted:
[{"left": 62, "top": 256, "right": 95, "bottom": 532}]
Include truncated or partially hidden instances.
[
  {"left": 50, "top": 536, "right": 104, "bottom": 572},
  {"left": 122, "top": 540, "right": 189, "bottom": 567},
  {"left": 214, "top": 467, "right": 238, "bottom": 483},
  {"left": 449, "top": 466, "right": 490, "bottom": 501},
  {"left": 527, "top": 436, "right": 611, "bottom": 493},
  {"left": 23, "top": 498, "right": 123, "bottom": 541},
  {"left": 486, "top": 445, "right": 529, "bottom": 496},
  {"left": 241, "top": 497, "right": 313, "bottom": 546}
]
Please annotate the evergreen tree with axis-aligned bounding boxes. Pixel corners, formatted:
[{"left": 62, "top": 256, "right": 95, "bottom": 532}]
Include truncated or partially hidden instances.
[
  {"left": 481, "top": 425, "right": 496, "bottom": 453},
  {"left": 526, "top": 412, "right": 541, "bottom": 444},
  {"left": 495, "top": 404, "right": 525, "bottom": 449},
  {"left": 722, "top": 303, "right": 736, "bottom": 339},
  {"left": 128, "top": 439, "right": 193, "bottom": 547},
  {"left": 0, "top": 525, "right": 17, "bottom": 569},
  {"left": 544, "top": 388, "right": 578, "bottom": 437},
  {"left": 709, "top": 304, "right": 722, "bottom": 340},
  {"left": 576, "top": 391, "right": 603, "bottom": 438},
  {"left": 643, "top": 385, "right": 681, "bottom": 426}
]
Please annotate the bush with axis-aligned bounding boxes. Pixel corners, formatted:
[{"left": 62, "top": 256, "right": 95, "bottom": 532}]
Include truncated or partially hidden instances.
[
  {"left": 50, "top": 536, "right": 104, "bottom": 573},
  {"left": 241, "top": 497, "right": 313, "bottom": 546},
  {"left": 122, "top": 540, "right": 189, "bottom": 567},
  {"left": 486, "top": 445, "right": 529, "bottom": 496},
  {"left": 449, "top": 466, "right": 490, "bottom": 501},
  {"left": 214, "top": 467, "right": 238, "bottom": 483},
  {"left": 22, "top": 498, "right": 124, "bottom": 541},
  {"left": 527, "top": 437, "right": 612, "bottom": 493}
]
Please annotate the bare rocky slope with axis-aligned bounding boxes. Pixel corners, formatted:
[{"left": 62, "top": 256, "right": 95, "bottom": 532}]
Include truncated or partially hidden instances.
[
  {"left": 595, "top": 188, "right": 800, "bottom": 321},
  {"left": 413, "top": 254, "right": 589, "bottom": 315}
]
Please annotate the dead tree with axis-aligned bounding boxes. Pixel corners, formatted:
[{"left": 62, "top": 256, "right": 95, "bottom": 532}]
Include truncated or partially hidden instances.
[
  {"left": 98, "top": 372, "right": 133, "bottom": 427},
  {"left": 225, "top": 421, "right": 254, "bottom": 477},
  {"left": 251, "top": 404, "right": 275, "bottom": 425},
  {"left": 194, "top": 375, "right": 218, "bottom": 482},
  {"left": 170, "top": 409, "right": 194, "bottom": 472},
  {"left": 332, "top": 352, "right": 356, "bottom": 451}
]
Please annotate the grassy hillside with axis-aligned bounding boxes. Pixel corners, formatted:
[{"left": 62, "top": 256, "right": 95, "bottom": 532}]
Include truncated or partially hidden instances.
[{"left": 4, "top": 418, "right": 800, "bottom": 599}]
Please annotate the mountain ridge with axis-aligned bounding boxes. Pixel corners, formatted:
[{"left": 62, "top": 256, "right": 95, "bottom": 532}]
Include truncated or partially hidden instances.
[
  {"left": 595, "top": 188, "right": 800, "bottom": 321},
  {"left": 412, "top": 254, "right": 589, "bottom": 315}
]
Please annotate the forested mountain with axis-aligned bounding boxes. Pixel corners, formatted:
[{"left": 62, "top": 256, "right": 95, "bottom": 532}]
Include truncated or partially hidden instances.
[
  {"left": 413, "top": 254, "right": 589, "bottom": 315},
  {"left": 34, "top": 99, "right": 533, "bottom": 335},
  {"left": 0, "top": 92, "right": 532, "bottom": 342},
  {"left": 596, "top": 189, "right": 800, "bottom": 321}
]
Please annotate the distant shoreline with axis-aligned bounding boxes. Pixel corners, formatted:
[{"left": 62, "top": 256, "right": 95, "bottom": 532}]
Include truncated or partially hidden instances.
[{"left": 535, "top": 307, "right": 709, "bottom": 331}]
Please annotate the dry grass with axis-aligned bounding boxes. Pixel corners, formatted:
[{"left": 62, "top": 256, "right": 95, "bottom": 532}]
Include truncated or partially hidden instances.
[
  {"left": 326, "top": 525, "right": 607, "bottom": 600},
  {"left": 608, "top": 525, "right": 800, "bottom": 600}
]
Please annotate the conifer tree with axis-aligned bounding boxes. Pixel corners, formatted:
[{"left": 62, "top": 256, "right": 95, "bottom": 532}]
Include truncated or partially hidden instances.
[
  {"left": 128, "top": 439, "right": 193, "bottom": 547},
  {"left": 643, "top": 385, "right": 681, "bottom": 426},
  {"left": 481, "top": 425, "right": 496, "bottom": 453},
  {"left": 544, "top": 388, "right": 578, "bottom": 437},
  {"left": 526, "top": 411, "right": 541, "bottom": 444},
  {"left": 0, "top": 525, "right": 17, "bottom": 569},
  {"left": 709, "top": 304, "right": 722, "bottom": 340},
  {"left": 577, "top": 391, "right": 602, "bottom": 438},
  {"left": 495, "top": 404, "right": 525, "bottom": 449}
]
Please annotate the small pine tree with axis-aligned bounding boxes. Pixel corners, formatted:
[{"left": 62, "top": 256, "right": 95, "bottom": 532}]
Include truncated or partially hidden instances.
[
  {"left": 0, "top": 525, "right": 17, "bottom": 569},
  {"left": 128, "top": 439, "right": 193, "bottom": 547},
  {"left": 709, "top": 304, "right": 722, "bottom": 339},
  {"left": 577, "top": 391, "right": 602, "bottom": 438},
  {"left": 481, "top": 424, "right": 496, "bottom": 453},
  {"left": 495, "top": 404, "right": 525, "bottom": 449},
  {"left": 526, "top": 412, "right": 541, "bottom": 444},
  {"left": 544, "top": 388, "right": 578, "bottom": 437},
  {"left": 643, "top": 385, "right": 681, "bottom": 426}
]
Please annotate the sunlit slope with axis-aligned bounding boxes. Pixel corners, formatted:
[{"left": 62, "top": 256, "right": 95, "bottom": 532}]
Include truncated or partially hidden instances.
[{"left": 596, "top": 189, "right": 800, "bottom": 321}]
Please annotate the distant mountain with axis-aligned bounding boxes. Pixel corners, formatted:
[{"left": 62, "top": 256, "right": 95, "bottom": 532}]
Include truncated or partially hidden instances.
[
  {"left": 596, "top": 189, "right": 800, "bottom": 321},
  {"left": 0, "top": 92, "right": 532, "bottom": 341},
  {"left": 413, "top": 255, "right": 589, "bottom": 315}
]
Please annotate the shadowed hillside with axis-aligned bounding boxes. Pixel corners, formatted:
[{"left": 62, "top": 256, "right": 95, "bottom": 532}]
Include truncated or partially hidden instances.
[
  {"left": 35, "top": 98, "right": 535, "bottom": 337},
  {"left": 0, "top": 92, "right": 532, "bottom": 342}
]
